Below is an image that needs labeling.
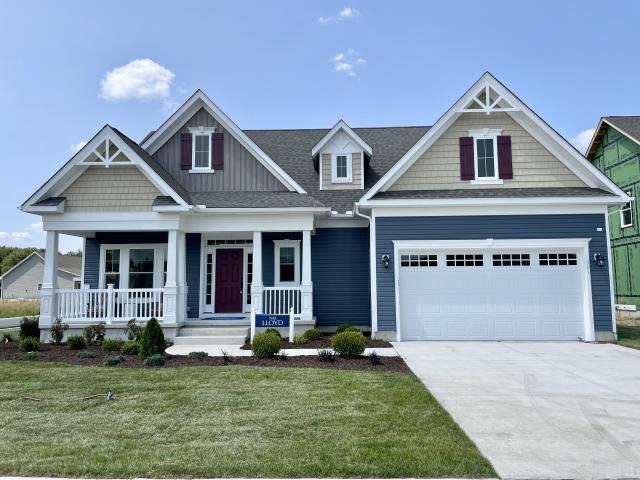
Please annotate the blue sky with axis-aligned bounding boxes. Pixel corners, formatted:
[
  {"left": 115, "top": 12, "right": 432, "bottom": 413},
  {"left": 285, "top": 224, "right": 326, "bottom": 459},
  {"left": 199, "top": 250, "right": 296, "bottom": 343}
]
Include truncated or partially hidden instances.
[{"left": 1, "top": 0, "right": 639, "bottom": 252}]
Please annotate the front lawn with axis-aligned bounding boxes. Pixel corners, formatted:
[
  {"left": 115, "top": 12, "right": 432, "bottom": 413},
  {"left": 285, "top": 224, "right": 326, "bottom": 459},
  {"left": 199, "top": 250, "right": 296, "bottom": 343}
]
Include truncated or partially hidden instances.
[
  {"left": 617, "top": 324, "right": 640, "bottom": 350},
  {"left": 0, "top": 362, "right": 494, "bottom": 478}
]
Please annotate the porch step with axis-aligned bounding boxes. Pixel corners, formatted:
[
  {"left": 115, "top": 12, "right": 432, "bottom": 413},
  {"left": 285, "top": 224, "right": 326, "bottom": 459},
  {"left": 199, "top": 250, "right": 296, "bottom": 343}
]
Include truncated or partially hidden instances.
[
  {"left": 174, "top": 325, "right": 249, "bottom": 346},
  {"left": 179, "top": 327, "right": 248, "bottom": 337}
]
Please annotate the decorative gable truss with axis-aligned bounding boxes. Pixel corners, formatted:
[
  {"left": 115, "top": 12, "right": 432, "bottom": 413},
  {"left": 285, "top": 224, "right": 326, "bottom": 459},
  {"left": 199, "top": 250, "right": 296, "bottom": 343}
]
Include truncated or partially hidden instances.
[
  {"left": 360, "top": 72, "right": 630, "bottom": 205},
  {"left": 21, "top": 125, "right": 191, "bottom": 214}
]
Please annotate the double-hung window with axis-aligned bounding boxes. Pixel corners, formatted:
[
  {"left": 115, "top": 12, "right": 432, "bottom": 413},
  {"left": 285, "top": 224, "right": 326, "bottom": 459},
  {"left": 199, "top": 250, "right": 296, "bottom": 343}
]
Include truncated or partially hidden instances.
[
  {"left": 104, "top": 249, "right": 121, "bottom": 288},
  {"left": 189, "top": 126, "right": 215, "bottom": 171},
  {"left": 332, "top": 153, "right": 352, "bottom": 183},
  {"left": 621, "top": 189, "right": 634, "bottom": 228},
  {"left": 469, "top": 128, "right": 502, "bottom": 183},
  {"left": 273, "top": 240, "right": 300, "bottom": 286}
]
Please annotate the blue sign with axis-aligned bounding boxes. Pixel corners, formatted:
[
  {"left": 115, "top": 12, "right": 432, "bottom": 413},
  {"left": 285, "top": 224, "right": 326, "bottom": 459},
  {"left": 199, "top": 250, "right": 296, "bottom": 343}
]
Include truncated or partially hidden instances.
[{"left": 255, "top": 314, "right": 290, "bottom": 328}]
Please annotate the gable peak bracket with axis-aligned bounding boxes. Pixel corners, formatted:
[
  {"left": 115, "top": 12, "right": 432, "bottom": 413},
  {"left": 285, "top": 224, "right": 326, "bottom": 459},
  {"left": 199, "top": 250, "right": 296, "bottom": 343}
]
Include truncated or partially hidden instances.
[{"left": 459, "top": 84, "right": 517, "bottom": 115}]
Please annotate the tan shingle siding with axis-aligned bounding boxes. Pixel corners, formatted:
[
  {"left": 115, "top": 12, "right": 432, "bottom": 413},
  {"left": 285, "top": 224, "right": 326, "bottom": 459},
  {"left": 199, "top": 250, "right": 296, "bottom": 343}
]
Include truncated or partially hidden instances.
[
  {"left": 389, "top": 112, "right": 586, "bottom": 191},
  {"left": 62, "top": 166, "right": 161, "bottom": 212},
  {"left": 321, "top": 152, "right": 363, "bottom": 190}
]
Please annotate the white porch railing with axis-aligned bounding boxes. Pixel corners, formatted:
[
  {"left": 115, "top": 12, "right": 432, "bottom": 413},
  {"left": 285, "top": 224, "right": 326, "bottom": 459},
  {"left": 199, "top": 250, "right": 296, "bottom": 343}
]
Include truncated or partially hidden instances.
[
  {"left": 262, "top": 287, "right": 302, "bottom": 315},
  {"left": 56, "top": 287, "right": 164, "bottom": 322}
]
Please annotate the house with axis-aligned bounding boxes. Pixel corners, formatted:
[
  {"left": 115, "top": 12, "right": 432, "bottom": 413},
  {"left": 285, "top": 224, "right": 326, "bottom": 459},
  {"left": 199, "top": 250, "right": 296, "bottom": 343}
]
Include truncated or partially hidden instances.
[
  {"left": 20, "top": 72, "right": 628, "bottom": 343},
  {"left": 0, "top": 252, "right": 81, "bottom": 300},
  {"left": 587, "top": 117, "right": 640, "bottom": 310}
]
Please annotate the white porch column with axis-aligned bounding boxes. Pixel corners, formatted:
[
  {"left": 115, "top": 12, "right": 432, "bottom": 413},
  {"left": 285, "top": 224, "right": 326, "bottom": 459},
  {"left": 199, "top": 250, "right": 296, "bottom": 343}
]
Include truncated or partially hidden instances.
[
  {"left": 163, "top": 230, "right": 179, "bottom": 325},
  {"left": 176, "top": 231, "right": 187, "bottom": 325},
  {"left": 300, "top": 230, "right": 313, "bottom": 321},
  {"left": 39, "top": 231, "right": 59, "bottom": 333},
  {"left": 251, "top": 231, "right": 263, "bottom": 312}
]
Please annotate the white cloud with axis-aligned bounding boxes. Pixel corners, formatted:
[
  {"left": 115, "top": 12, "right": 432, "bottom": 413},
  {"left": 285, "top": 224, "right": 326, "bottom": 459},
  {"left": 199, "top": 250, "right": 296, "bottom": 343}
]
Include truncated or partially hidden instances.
[
  {"left": 331, "top": 49, "right": 366, "bottom": 77},
  {"left": 0, "top": 231, "right": 32, "bottom": 242},
  {"left": 100, "top": 59, "right": 175, "bottom": 101},
  {"left": 570, "top": 128, "right": 596, "bottom": 154},
  {"left": 70, "top": 140, "right": 87, "bottom": 153},
  {"left": 318, "top": 6, "right": 361, "bottom": 24}
]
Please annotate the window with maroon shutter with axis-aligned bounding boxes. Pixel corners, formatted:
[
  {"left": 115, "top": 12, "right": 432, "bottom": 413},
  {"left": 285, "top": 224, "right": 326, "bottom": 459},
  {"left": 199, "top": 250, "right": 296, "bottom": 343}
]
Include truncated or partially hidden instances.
[
  {"left": 212, "top": 132, "right": 224, "bottom": 170},
  {"left": 180, "top": 133, "right": 192, "bottom": 170},
  {"left": 459, "top": 137, "right": 475, "bottom": 180},
  {"left": 497, "top": 135, "right": 513, "bottom": 179}
]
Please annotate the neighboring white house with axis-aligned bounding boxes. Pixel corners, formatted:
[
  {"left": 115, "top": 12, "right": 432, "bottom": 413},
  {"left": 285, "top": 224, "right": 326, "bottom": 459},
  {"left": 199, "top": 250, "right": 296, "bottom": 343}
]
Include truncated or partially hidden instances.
[{"left": 0, "top": 252, "right": 81, "bottom": 300}]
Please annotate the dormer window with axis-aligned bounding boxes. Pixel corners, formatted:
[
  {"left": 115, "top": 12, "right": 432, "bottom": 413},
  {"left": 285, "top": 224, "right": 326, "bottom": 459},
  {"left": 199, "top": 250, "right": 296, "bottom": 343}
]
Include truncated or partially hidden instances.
[
  {"left": 332, "top": 153, "right": 352, "bottom": 183},
  {"left": 188, "top": 126, "right": 215, "bottom": 171},
  {"left": 474, "top": 136, "right": 498, "bottom": 179}
]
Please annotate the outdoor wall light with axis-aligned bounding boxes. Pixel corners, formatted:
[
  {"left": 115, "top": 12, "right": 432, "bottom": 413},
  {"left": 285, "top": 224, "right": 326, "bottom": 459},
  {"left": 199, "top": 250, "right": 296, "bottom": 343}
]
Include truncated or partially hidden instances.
[
  {"left": 593, "top": 253, "right": 606, "bottom": 268},
  {"left": 381, "top": 254, "right": 390, "bottom": 269}
]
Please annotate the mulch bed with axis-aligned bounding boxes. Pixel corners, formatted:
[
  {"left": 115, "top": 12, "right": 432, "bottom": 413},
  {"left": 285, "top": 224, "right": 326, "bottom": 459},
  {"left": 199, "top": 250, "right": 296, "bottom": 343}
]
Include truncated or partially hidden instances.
[
  {"left": 0, "top": 341, "right": 408, "bottom": 373},
  {"left": 240, "top": 334, "right": 392, "bottom": 350}
]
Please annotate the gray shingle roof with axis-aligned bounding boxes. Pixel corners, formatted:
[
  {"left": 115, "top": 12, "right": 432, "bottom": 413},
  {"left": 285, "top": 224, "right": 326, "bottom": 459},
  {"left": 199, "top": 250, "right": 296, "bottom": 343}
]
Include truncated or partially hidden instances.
[
  {"left": 57, "top": 254, "right": 82, "bottom": 275},
  {"left": 190, "top": 191, "right": 325, "bottom": 209},
  {"left": 605, "top": 116, "right": 640, "bottom": 144},
  {"left": 372, "top": 187, "right": 614, "bottom": 200},
  {"left": 244, "top": 126, "right": 430, "bottom": 212}
]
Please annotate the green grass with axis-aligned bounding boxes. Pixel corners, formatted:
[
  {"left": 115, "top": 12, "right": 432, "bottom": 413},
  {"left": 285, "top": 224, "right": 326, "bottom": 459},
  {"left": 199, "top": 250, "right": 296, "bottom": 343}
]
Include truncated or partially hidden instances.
[
  {"left": 0, "top": 300, "right": 39, "bottom": 318},
  {"left": 617, "top": 325, "right": 640, "bottom": 350},
  {"left": 0, "top": 362, "right": 494, "bottom": 478}
]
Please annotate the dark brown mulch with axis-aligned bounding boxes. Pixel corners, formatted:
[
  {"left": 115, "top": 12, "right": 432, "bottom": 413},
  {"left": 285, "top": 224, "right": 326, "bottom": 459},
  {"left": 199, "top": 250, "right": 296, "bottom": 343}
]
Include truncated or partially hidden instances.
[
  {"left": 240, "top": 334, "right": 392, "bottom": 350},
  {"left": 0, "top": 342, "right": 408, "bottom": 373}
]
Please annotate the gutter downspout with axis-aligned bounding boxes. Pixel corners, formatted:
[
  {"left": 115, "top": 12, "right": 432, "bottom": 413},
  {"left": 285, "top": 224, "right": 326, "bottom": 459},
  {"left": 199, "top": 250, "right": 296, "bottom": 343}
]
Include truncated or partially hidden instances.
[{"left": 355, "top": 203, "right": 378, "bottom": 338}]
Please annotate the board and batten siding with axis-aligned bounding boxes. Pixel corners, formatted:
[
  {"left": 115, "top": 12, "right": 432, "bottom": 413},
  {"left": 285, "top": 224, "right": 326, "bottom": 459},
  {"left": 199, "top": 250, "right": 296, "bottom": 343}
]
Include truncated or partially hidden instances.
[
  {"left": 321, "top": 152, "right": 363, "bottom": 190},
  {"left": 375, "top": 214, "right": 613, "bottom": 333},
  {"left": 389, "top": 112, "right": 587, "bottom": 191},
  {"left": 311, "top": 227, "right": 371, "bottom": 327},
  {"left": 152, "top": 107, "right": 287, "bottom": 192},
  {"left": 61, "top": 166, "right": 161, "bottom": 212}
]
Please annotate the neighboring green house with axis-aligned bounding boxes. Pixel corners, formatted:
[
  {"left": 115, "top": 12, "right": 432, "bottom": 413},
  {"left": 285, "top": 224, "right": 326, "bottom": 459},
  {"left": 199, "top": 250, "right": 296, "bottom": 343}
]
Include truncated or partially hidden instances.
[{"left": 587, "top": 117, "right": 640, "bottom": 308}]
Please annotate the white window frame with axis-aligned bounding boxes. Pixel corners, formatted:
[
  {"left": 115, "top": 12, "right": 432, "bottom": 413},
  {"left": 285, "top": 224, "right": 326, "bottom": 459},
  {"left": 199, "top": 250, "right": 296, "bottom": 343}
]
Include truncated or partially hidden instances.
[
  {"left": 469, "top": 128, "right": 502, "bottom": 184},
  {"left": 188, "top": 126, "right": 215, "bottom": 172},
  {"left": 273, "top": 240, "right": 300, "bottom": 286},
  {"left": 99, "top": 244, "right": 166, "bottom": 289},
  {"left": 621, "top": 189, "right": 634, "bottom": 228},
  {"left": 331, "top": 153, "right": 352, "bottom": 183}
]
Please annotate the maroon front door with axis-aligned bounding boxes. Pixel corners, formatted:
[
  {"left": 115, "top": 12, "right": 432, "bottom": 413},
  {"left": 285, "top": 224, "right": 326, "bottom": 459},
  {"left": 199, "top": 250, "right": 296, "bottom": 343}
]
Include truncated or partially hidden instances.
[{"left": 215, "top": 249, "right": 244, "bottom": 313}]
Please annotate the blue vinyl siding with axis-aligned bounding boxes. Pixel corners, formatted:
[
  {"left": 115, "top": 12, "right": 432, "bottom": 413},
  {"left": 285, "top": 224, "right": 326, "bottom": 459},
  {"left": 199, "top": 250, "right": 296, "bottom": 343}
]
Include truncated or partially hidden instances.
[
  {"left": 261, "top": 232, "right": 302, "bottom": 287},
  {"left": 312, "top": 228, "right": 371, "bottom": 327},
  {"left": 185, "top": 233, "right": 201, "bottom": 318},
  {"left": 375, "top": 214, "right": 613, "bottom": 333}
]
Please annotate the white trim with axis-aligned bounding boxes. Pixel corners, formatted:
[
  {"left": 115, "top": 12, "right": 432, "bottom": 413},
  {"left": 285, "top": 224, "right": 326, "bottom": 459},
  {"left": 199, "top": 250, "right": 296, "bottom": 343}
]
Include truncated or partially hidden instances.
[
  {"left": 354, "top": 205, "right": 378, "bottom": 335},
  {"left": 361, "top": 195, "right": 627, "bottom": 208},
  {"left": 140, "top": 90, "right": 306, "bottom": 193},
  {"left": 311, "top": 119, "right": 372, "bottom": 157},
  {"left": 604, "top": 205, "right": 617, "bottom": 338},
  {"left": 391, "top": 238, "right": 595, "bottom": 342},
  {"left": 28, "top": 201, "right": 66, "bottom": 213},
  {"left": 200, "top": 243, "right": 252, "bottom": 315},
  {"left": 315, "top": 218, "right": 369, "bottom": 228},
  {"left": 273, "top": 239, "right": 301, "bottom": 287},
  {"left": 98, "top": 244, "right": 166, "bottom": 290},
  {"left": 331, "top": 153, "right": 352, "bottom": 183},
  {"left": 360, "top": 72, "right": 629, "bottom": 203},
  {"left": 470, "top": 130, "right": 500, "bottom": 181},
  {"left": 189, "top": 126, "right": 215, "bottom": 172},
  {"left": 620, "top": 190, "right": 634, "bottom": 228},
  {"left": 470, "top": 179, "right": 503, "bottom": 185},
  {"left": 319, "top": 153, "right": 324, "bottom": 191}
]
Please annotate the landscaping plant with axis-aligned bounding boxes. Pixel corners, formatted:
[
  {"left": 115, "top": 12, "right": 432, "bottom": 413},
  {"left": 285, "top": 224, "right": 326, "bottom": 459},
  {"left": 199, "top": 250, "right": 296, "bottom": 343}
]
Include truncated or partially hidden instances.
[
  {"left": 19, "top": 317, "right": 39, "bottom": 340},
  {"left": 139, "top": 318, "right": 166, "bottom": 358},
  {"left": 67, "top": 335, "right": 87, "bottom": 350},
  {"left": 120, "top": 341, "right": 140, "bottom": 355},
  {"left": 303, "top": 327, "right": 322, "bottom": 341},
  {"left": 188, "top": 351, "right": 208, "bottom": 359},
  {"left": 143, "top": 354, "right": 166, "bottom": 367},
  {"left": 332, "top": 331, "right": 366, "bottom": 357},
  {"left": 24, "top": 351, "right": 41, "bottom": 361},
  {"left": 317, "top": 348, "right": 336, "bottom": 362},
  {"left": 49, "top": 318, "right": 68, "bottom": 345},
  {"left": 83, "top": 323, "right": 106, "bottom": 345},
  {"left": 101, "top": 339, "right": 120, "bottom": 352},
  {"left": 293, "top": 335, "right": 307, "bottom": 346},
  {"left": 103, "top": 355, "right": 125, "bottom": 367},
  {"left": 221, "top": 349, "right": 232, "bottom": 364},
  {"left": 335, "top": 323, "right": 356, "bottom": 334},
  {"left": 76, "top": 351, "right": 95, "bottom": 359},
  {"left": 368, "top": 351, "right": 382, "bottom": 366},
  {"left": 19, "top": 336, "right": 40, "bottom": 352},
  {"left": 251, "top": 331, "right": 281, "bottom": 358},
  {"left": 123, "top": 318, "right": 143, "bottom": 342},
  {"left": 264, "top": 328, "right": 281, "bottom": 338}
]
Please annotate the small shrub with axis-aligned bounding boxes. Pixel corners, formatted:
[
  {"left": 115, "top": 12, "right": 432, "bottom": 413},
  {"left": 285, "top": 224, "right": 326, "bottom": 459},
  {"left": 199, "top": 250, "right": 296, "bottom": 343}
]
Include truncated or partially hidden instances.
[
  {"left": 303, "top": 327, "right": 322, "bottom": 341},
  {"left": 221, "top": 349, "right": 232, "bottom": 364},
  {"left": 368, "top": 351, "right": 382, "bottom": 366},
  {"left": 277, "top": 351, "right": 288, "bottom": 361},
  {"left": 19, "top": 336, "right": 40, "bottom": 352},
  {"left": 252, "top": 331, "right": 281, "bottom": 358},
  {"left": 143, "top": 354, "right": 166, "bottom": 367},
  {"left": 124, "top": 318, "right": 143, "bottom": 342},
  {"left": 19, "top": 317, "right": 39, "bottom": 340},
  {"left": 188, "top": 351, "right": 208, "bottom": 359},
  {"left": 83, "top": 323, "right": 106, "bottom": 345},
  {"left": 120, "top": 341, "right": 140, "bottom": 355},
  {"left": 318, "top": 348, "right": 336, "bottom": 363},
  {"left": 103, "top": 355, "right": 124, "bottom": 367},
  {"left": 67, "top": 335, "right": 87, "bottom": 350},
  {"left": 101, "top": 339, "right": 120, "bottom": 352},
  {"left": 293, "top": 335, "right": 307, "bottom": 346},
  {"left": 344, "top": 326, "right": 361, "bottom": 333},
  {"left": 264, "top": 328, "right": 281, "bottom": 338},
  {"left": 335, "top": 323, "right": 354, "bottom": 335},
  {"left": 49, "top": 318, "right": 69, "bottom": 345},
  {"left": 76, "top": 351, "right": 94, "bottom": 359},
  {"left": 139, "top": 318, "right": 166, "bottom": 358},
  {"left": 332, "top": 331, "right": 366, "bottom": 357},
  {"left": 24, "top": 351, "right": 41, "bottom": 361}
]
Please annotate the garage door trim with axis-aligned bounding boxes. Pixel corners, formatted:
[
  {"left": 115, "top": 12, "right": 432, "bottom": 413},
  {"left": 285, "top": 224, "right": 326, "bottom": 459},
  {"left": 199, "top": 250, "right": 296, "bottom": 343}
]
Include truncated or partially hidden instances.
[{"left": 392, "top": 238, "right": 595, "bottom": 341}]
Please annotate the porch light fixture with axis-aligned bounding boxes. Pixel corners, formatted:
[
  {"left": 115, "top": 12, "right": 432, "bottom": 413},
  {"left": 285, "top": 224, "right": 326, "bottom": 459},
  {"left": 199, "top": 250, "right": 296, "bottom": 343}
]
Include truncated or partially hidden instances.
[
  {"left": 593, "top": 253, "right": 606, "bottom": 268},
  {"left": 381, "top": 254, "right": 390, "bottom": 269}
]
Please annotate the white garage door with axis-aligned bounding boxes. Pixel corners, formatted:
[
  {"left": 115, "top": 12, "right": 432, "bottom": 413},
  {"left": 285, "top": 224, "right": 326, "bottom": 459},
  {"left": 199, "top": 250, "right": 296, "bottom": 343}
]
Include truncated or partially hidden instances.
[{"left": 398, "top": 249, "right": 585, "bottom": 340}]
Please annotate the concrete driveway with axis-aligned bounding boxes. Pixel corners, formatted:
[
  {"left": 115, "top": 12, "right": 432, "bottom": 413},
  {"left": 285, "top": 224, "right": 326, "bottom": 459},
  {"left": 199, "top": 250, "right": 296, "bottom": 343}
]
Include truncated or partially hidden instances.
[{"left": 393, "top": 341, "right": 640, "bottom": 480}]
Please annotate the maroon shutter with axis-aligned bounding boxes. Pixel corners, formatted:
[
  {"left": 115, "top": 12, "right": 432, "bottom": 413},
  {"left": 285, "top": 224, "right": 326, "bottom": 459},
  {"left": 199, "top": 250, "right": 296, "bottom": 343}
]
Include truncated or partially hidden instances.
[
  {"left": 180, "top": 133, "right": 191, "bottom": 170},
  {"left": 212, "top": 132, "right": 224, "bottom": 170},
  {"left": 497, "top": 135, "right": 513, "bottom": 179},
  {"left": 459, "top": 137, "right": 475, "bottom": 180}
]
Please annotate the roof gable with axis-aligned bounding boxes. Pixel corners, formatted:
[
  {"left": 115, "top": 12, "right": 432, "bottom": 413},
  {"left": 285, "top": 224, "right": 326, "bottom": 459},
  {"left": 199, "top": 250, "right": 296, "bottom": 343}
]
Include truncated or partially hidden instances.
[
  {"left": 361, "top": 72, "right": 629, "bottom": 203},
  {"left": 311, "top": 120, "right": 372, "bottom": 156},
  {"left": 587, "top": 116, "right": 640, "bottom": 159},
  {"left": 0, "top": 252, "right": 81, "bottom": 281}
]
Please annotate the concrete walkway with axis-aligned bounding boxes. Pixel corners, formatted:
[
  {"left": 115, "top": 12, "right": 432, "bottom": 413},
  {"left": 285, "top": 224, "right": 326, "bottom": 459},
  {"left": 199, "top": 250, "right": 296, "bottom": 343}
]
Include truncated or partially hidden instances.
[
  {"left": 394, "top": 341, "right": 640, "bottom": 480},
  {"left": 166, "top": 345, "right": 398, "bottom": 357}
]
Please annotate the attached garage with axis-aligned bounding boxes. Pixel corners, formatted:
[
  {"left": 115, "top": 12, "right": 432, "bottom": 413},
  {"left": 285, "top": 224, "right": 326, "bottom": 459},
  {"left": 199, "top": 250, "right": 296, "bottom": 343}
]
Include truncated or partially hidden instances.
[{"left": 394, "top": 239, "right": 593, "bottom": 341}]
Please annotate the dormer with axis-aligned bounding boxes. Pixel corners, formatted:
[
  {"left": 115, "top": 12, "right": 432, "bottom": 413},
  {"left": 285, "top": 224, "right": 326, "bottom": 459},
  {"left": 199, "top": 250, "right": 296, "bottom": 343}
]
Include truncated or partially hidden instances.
[{"left": 312, "top": 120, "right": 372, "bottom": 190}]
